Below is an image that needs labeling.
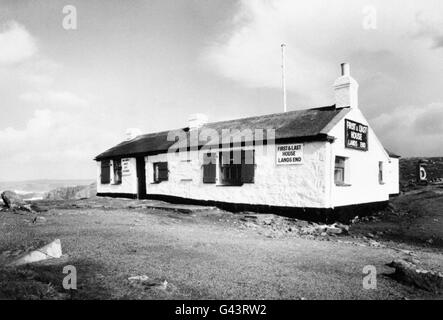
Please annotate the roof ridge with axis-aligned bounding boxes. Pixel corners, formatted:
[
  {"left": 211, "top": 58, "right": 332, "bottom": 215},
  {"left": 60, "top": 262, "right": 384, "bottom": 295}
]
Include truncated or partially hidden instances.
[
  {"left": 95, "top": 104, "right": 342, "bottom": 160},
  {"left": 137, "top": 104, "right": 339, "bottom": 138}
]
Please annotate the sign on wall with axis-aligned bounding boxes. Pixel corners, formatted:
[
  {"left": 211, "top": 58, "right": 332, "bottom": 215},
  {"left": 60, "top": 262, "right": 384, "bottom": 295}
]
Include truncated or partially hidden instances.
[
  {"left": 276, "top": 143, "right": 303, "bottom": 165},
  {"left": 122, "top": 158, "right": 131, "bottom": 176},
  {"left": 345, "top": 119, "right": 368, "bottom": 151}
]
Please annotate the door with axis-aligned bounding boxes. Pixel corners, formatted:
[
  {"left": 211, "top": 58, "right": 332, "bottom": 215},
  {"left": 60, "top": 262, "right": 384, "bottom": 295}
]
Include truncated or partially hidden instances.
[{"left": 136, "top": 157, "right": 146, "bottom": 199}]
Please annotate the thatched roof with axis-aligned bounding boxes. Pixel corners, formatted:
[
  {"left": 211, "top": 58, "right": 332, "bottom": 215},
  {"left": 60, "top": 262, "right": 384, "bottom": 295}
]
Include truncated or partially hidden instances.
[{"left": 95, "top": 105, "right": 347, "bottom": 160}]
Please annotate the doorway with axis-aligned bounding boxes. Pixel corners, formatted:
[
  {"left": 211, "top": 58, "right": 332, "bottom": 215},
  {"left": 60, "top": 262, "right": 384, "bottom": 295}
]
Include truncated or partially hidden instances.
[{"left": 136, "top": 157, "right": 146, "bottom": 199}]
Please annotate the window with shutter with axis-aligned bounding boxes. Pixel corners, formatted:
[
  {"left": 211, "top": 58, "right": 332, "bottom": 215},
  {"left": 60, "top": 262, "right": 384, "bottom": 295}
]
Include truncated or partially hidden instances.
[
  {"left": 101, "top": 160, "right": 111, "bottom": 184},
  {"left": 218, "top": 149, "right": 255, "bottom": 185},
  {"left": 203, "top": 153, "right": 216, "bottom": 183},
  {"left": 153, "top": 162, "right": 168, "bottom": 183}
]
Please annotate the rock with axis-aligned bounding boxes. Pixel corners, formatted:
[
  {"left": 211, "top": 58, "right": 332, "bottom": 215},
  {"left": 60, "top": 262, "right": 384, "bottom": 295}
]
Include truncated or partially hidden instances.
[
  {"left": 128, "top": 275, "right": 150, "bottom": 282},
  {"left": 157, "top": 280, "right": 168, "bottom": 290},
  {"left": 45, "top": 182, "right": 97, "bottom": 201},
  {"left": 350, "top": 216, "right": 360, "bottom": 224},
  {"left": 368, "top": 240, "right": 384, "bottom": 248},
  {"left": 261, "top": 217, "right": 274, "bottom": 225},
  {"left": 128, "top": 275, "right": 168, "bottom": 290},
  {"left": 1, "top": 190, "right": 26, "bottom": 209},
  {"left": 334, "top": 223, "right": 350, "bottom": 233},
  {"left": 22, "top": 204, "right": 34, "bottom": 212},
  {"left": 8, "top": 239, "right": 62, "bottom": 266},
  {"left": 403, "top": 256, "right": 421, "bottom": 265},
  {"left": 1, "top": 250, "right": 12, "bottom": 256},
  {"left": 325, "top": 226, "right": 342, "bottom": 235},
  {"left": 387, "top": 259, "right": 443, "bottom": 293},
  {"left": 397, "top": 249, "right": 415, "bottom": 256}
]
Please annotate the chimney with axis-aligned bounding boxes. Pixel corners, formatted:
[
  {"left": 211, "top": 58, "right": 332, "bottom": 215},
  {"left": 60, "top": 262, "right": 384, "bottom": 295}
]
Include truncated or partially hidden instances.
[
  {"left": 188, "top": 113, "right": 208, "bottom": 130},
  {"left": 333, "top": 63, "right": 359, "bottom": 109},
  {"left": 125, "top": 128, "right": 142, "bottom": 141}
]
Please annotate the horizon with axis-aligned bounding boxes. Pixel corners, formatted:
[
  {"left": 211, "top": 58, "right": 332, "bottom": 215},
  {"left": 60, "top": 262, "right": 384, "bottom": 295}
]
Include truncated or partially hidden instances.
[{"left": 1, "top": 0, "right": 443, "bottom": 181}]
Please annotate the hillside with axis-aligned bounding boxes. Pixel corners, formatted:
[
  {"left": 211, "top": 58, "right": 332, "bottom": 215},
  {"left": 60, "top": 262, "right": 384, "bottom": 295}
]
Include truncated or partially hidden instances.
[
  {"left": 0, "top": 179, "right": 94, "bottom": 194},
  {"left": 44, "top": 183, "right": 97, "bottom": 200},
  {"left": 399, "top": 157, "right": 443, "bottom": 184},
  {"left": 0, "top": 180, "right": 95, "bottom": 202}
]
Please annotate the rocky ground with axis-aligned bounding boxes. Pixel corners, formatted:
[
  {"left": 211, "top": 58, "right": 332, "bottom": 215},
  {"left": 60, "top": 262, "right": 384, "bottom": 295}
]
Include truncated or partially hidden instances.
[{"left": 0, "top": 187, "right": 442, "bottom": 300}]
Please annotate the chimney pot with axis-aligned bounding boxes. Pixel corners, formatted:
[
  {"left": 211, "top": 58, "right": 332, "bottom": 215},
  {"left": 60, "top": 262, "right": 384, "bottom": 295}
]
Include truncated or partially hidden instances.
[
  {"left": 188, "top": 113, "right": 208, "bottom": 130},
  {"left": 125, "top": 128, "right": 142, "bottom": 141},
  {"left": 334, "top": 63, "right": 359, "bottom": 109},
  {"left": 341, "top": 63, "right": 350, "bottom": 76}
]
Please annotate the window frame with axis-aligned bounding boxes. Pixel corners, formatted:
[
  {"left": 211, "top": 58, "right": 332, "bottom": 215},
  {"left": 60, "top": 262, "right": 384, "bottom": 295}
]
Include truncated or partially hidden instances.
[
  {"left": 153, "top": 162, "right": 169, "bottom": 183},
  {"left": 378, "top": 161, "right": 385, "bottom": 185},
  {"left": 334, "top": 156, "right": 350, "bottom": 187},
  {"left": 218, "top": 149, "right": 255, "bottom": 186}
]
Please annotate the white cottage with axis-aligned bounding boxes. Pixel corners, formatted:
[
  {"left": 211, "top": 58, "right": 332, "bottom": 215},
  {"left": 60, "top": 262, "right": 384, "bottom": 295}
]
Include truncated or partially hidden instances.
[{"left": 95, "top": 63, "right": 400, "bottom": 222}]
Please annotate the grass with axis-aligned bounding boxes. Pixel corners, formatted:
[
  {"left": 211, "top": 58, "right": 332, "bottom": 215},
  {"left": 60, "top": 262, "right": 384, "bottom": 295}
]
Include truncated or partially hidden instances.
[{"left": 0, "top": 193, "right": 442, "bottom": 300}]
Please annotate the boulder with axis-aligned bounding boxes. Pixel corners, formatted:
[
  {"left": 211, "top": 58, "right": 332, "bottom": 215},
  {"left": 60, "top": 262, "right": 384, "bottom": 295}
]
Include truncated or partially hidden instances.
[
  {"left": 1, "top": 190, "right": 26, "bottom": 209},
  {"left": 387, "top": 259, "right": 443, "bottom": 293},
  {"left": 334, "top": 223, "right": 350, "bottom": 233},
  {"left": 8, "top": 239, "right": 62, "bottom": 266},
  {"left": 325, "top": 226, "right": 343, "bottom": 235}
]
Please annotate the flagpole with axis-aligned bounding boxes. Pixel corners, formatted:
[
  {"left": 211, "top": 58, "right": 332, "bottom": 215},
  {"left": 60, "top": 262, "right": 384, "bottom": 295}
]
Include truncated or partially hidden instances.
[{"left": 281, "top": 43, "right": 287, "bottom": 112}]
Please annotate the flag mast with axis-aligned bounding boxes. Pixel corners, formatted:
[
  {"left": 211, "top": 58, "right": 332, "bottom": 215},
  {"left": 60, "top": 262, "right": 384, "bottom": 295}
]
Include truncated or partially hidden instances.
[{"left": 281, "top": 43, "right": 287, "bottom": 112}]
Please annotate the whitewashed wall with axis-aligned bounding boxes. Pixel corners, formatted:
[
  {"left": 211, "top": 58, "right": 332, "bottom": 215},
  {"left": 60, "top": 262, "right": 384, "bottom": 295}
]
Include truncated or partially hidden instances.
[
  {"left": 96, "top": 158, "right": 138, "bottom": 195},
  {"left": 386, "top": 158, "right": 400, "bottom": 195},
  {"left": 95, "top": 108, "right": 399, "bottom": 208},
  {"left": 144, "top": 142, "right": 330, "bottom": 208},
  {"left": 326, "top": 108, "right": 396, "bottom": 207}
]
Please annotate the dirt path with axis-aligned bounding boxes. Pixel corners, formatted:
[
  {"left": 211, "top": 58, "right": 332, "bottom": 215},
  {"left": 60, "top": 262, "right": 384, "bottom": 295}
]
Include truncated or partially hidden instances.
[{"left": 1, "top": 200, "right": 442, "bottom": 300}]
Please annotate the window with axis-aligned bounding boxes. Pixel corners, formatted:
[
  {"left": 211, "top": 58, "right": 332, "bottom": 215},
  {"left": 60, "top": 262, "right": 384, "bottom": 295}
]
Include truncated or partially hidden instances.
[
  {"left": 334, "top": 156, "right": 349, "bottom": 186},
  {"left": 378, "top": 161, "right": 384, "bottom": 184},
  {"left": 113, "top": 159, "right": 122, "bottom": 185},
  {"left": 219, "top": 149, "right": 255, "bottom": 185},
  {"left": 153, "top": 162, "right": 168, "bottom": 183},
  {"left": 202, "top": 153, "right": 216, "bottom": 183},
  {"left": 101, "top": 160, "right": 110, "bottom": 184}
]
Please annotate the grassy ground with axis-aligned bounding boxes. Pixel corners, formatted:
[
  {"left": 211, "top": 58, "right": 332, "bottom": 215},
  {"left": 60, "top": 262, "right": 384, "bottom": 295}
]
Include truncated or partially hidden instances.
[
  {"left": 0, "top": 192, "right": 442, "bottom": 300},
  {"left": 351, "top": 186, "right": 443, "bottom": 248}
]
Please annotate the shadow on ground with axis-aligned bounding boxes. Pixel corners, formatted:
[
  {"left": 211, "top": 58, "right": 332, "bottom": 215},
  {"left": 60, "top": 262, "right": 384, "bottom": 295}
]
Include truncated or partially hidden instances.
[{"left": 0, "top": 258, "right": 111, "bottom": 300}]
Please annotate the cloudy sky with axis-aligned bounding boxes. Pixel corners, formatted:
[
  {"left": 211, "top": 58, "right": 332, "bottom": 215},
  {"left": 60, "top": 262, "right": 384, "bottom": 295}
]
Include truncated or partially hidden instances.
[{"left": 0, "top": 0, "right": 442, "bottom": 181}]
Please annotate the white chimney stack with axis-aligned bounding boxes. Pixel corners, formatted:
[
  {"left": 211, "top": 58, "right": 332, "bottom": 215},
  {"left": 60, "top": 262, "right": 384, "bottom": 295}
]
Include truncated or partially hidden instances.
[
  {"left": 333, "top": 63, "right": 359, "bottom": 109},
  {"left": 188, "top": 113, "right": 208, "bottom": 130},
  {"left": 125, "top": 128, "right": 142, "bottom": 141}
]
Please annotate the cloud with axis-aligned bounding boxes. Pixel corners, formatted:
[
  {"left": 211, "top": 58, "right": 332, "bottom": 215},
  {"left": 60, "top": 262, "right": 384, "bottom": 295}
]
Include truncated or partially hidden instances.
[
  {"left": 370, "top": 102, "right": 443, "bottom": 156},
  {"left": 413, "top": 9, "right": 443, "bottom": 49},
  {"left": 0, "top": 20, "right": 97, "bottom": 180},
  {"left": 20, "top": 90, "right": 89, "bottom": 108},
  {"left": 202, "top": 0, "right": 443, "bottom": 106},
  {"left": 0, "top": 21, "right": 37, "bottom": 65},
  {"left": 0, "top": 107, "right": 106, "bottom": 180},
  {"left": 433, "top": 36, "right": 443, "bottom": 49}
]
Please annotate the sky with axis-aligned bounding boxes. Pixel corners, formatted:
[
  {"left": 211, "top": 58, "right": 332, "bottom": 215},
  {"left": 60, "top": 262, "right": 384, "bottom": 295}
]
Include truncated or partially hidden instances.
[{"left": 0, "top": 0, "right": 442, "bottom": 181}]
